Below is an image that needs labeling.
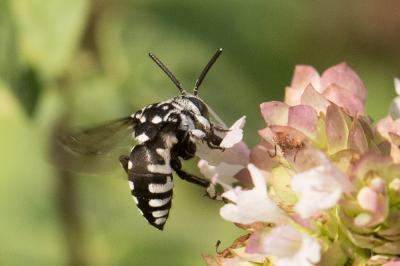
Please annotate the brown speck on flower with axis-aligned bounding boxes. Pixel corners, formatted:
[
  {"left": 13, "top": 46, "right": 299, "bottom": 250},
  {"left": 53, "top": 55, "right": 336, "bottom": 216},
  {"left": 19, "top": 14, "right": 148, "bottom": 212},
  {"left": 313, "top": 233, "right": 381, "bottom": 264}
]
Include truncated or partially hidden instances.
[{"left": 216, "top": 234, "right": 251, "bottom": 258}]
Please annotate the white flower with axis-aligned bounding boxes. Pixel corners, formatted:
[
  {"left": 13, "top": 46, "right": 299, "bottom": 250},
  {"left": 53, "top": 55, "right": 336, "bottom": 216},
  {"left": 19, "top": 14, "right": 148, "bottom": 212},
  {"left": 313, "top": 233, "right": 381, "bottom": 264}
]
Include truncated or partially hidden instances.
[
  {"left": 198, "top": 159, "right": 243, "bottom": 186},
  {"left": 219, "top": 164, "right": 288, "bottom": 224},
  {"left": 291, "top": 153, "right": 352, "bottom": 218},
  {"left": 390, "top": 78, "right": 400, "bottom": 120},
  {"left": 246, "top": 225, "right": 321, "bottom": 266},
  {"left": 197, "top": 116, "right": 250, "bottom": 193},
  {"left": 196, "top": 116, "right": 249, "bottom": 166}
]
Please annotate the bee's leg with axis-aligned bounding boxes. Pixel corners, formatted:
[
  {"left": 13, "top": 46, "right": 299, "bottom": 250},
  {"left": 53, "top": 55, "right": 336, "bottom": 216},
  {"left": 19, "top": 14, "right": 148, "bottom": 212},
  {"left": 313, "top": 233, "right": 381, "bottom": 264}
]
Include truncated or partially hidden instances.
[
  {"left": 179, "top": 132, "right": 196, "bottom": 159},
  {"left": 207, "top": 128, "right": 225, "bottom": 151},
  {"left": 170, "top": 156, "right": 210, "bottom": 187},
  {"left": 119, "top": 155, "right": 130, "bottom": 173},
  {"left": 176, "top": 169, "right": 210, "bottom": 187},
  {"left": 212, "top": 124, "right": 230, "bottom": 132},
  {"left": 206, "top": 139, "right": 225, "bottom": 151}
]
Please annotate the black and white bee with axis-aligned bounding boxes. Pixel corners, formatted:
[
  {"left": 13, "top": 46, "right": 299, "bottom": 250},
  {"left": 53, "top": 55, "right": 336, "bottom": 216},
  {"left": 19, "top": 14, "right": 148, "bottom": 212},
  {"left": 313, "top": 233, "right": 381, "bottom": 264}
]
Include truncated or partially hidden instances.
[{"left": 59, "top": 49, "right": 227, "bottom": 230}]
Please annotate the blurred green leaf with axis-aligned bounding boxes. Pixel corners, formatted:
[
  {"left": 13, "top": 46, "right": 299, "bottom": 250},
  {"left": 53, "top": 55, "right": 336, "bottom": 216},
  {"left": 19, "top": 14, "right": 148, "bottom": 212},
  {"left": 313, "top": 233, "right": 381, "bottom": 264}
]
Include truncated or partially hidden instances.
[
  {"left": 0, "top": 1, "right": 41, "bottom": 116},
  {"left": 12, "top": 67, "right": 42, "bottom": 116},
  {"left": 11, "top": 0, "right": 89, "bottom": 80},
  {"left": 0, "top": 81, "right": 66, "bottom": 265},
  {"left": 0, "top": 0, "right": 20, "bottom": 84}
]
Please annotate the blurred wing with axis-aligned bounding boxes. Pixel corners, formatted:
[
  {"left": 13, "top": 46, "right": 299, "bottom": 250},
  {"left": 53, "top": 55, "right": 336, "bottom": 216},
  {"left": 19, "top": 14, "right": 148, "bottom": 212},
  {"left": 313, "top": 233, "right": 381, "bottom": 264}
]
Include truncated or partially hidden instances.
[
  {"left": 53, "top": 116, "right": 136, "bottom": 175},
  {"left": 206, "top": 103, "right": 228, "bottom": 130},
  {"left": 205, "top": 103, "right": 228, "bottom": 145}
]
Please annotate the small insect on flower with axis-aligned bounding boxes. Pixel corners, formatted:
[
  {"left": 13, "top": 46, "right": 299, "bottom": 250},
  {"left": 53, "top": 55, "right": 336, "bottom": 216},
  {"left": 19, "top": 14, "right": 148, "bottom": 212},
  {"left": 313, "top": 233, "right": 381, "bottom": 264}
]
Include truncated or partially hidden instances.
[
  {"left": 58, "top": 49, "right": 228, "bottom": 230},
  {"left": 268, "top": 127, "right": 306, "bottom": 162}
]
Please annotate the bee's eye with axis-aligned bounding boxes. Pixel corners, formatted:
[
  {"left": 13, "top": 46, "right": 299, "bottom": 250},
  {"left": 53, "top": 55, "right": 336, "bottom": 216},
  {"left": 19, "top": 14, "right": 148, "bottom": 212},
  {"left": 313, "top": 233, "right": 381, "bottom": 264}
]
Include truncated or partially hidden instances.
[{"left": 189, "top": 97, "right": 209, "bottom": 117}]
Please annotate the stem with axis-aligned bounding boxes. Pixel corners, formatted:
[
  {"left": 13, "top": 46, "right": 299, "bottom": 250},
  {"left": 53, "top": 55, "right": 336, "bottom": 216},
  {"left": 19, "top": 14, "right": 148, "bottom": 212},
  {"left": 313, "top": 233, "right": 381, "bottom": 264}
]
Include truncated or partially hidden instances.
[{"left": 56, "top": 169, "right": 87, "bottom": 266}]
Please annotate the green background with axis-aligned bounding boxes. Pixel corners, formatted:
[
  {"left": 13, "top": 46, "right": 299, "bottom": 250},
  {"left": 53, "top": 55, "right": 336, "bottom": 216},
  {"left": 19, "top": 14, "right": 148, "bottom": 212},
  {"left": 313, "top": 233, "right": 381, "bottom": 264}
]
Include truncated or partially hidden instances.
[{"left": 0, "top": 0, "right": 399, "bottom": 265}]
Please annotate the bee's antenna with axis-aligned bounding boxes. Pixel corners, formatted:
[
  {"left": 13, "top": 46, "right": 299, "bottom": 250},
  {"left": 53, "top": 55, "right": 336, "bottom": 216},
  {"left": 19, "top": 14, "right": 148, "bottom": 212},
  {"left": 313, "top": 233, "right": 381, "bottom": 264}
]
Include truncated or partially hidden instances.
[
  {"left": 193, "top": 48, "right": 223, "bottom": 96},
  {"left": 149, "top": 53, "right": 186, "bottom": 94}
]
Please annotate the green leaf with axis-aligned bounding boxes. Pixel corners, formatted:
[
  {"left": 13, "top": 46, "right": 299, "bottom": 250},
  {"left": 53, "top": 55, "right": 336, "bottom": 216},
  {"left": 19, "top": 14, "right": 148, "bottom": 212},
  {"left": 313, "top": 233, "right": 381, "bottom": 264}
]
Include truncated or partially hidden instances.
[
  {"left": 12, "top": 67, "right": 42, "bottom": 116},
  {"left": 318, "top": 240, "right": 348, "bottom": 266},
  {"left": 11, "top": 0, "right": 89, "bottom": 80},
  {"left": 0, "top": 0, "right": 20, "bottom": 84}
]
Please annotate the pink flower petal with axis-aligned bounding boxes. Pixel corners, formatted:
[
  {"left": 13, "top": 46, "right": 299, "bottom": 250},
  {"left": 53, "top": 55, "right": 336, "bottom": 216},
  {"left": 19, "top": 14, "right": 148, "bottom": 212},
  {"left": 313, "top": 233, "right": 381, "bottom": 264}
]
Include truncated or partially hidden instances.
[
  {"left": 300, "top": 84, "right": 330, "bottom": 114},
  {"left": 260, "top": 101, "right": 289, "bottom": 126},
  {"left": 285, "top": 87, "right": 304, "bottom": 106},
  {"left": 357, "top": 187, "right": 379, "bottom": 212},
  {"left": 257, "top": 127, "right": 276, "bottom": 144},
  {"left": 348, "top": 119, "right": 369, "bottom": 154},
  {"left": 384, "top": 260, "right": 400, "bottom": 266},
  {"left": 320, "top": 62, "right": 366, "bottom": 104},
  {"left": 351, "top": 154, "right": 392, "bottom": 179},
  {"left": 376, "top": 116, "right": 395, "bottom": 140},
  {"left": 220, "top": 116, "right": 246, "bottom": 148},
  {"left": 288, "top": 105, "right": 318, "bottom": 139},
  {"left": 323, "top": 84, "right": 364, "bottom": 116},
  {"left": 290, "top": 65, "right": 321, "bottom": 92},
  {"left": 250, "top": 144, "right": 278, "bottom": 171},
  {"left": 325, "top": 104, "right": 349, "bottom": 154}
]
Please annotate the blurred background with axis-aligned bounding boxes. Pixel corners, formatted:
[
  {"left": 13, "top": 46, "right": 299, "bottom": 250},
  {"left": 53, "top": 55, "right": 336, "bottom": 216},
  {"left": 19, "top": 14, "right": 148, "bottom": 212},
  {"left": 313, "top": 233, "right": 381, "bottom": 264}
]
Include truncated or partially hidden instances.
[{"left": 1, "top": 0, "right": 400, "bottom": 265}]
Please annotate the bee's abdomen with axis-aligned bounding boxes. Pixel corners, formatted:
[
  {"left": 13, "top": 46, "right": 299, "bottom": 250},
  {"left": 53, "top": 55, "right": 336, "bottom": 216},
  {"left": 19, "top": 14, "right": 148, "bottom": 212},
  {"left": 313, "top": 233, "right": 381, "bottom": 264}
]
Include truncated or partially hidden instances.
[
  {"left": 129, "top": 173, "right": 173, "bottom": 230},
  {"left": 127, "top": 140, "right": 175, "bottom": 230}
]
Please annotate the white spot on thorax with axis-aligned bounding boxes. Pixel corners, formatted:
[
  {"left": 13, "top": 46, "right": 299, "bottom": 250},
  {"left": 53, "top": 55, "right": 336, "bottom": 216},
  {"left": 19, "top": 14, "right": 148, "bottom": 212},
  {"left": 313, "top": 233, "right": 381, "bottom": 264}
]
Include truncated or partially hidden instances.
[
  {"left": 151, "top": 116, "right": 162, "bottom": 124},
  {"left": 136, "top": 133, "right": 149, "bottom": 143},
  {"left": 128, "top": 161, "right": 133, "bottom": 170},
  {"left": 148, "top": 176, "right": 173, "bottom": 193},
  {"left": 149, "top": 197, "right": 171, "bottom": 207},
  {"left": 162, "top": 105, "right": 169, "bottom": 110},
  {"left": 140, "top": 116, "right": 146, "bottom": 123},
  {"left": 152, "top": 209, "right": 169, "bottom": 218}
]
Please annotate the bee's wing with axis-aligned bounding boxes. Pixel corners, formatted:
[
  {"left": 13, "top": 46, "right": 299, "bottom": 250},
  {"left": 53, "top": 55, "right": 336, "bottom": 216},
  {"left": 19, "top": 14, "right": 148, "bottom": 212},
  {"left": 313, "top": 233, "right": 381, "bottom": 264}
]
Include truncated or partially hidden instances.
[
  {"left": 206, "top": 103, "right": 228, "bottom": 130},
  {"left": 53, "top": 116, "right": 136, "bottom": 175},
  {"left": 204, "top": 103, "right": 229, "bottom": 146}
]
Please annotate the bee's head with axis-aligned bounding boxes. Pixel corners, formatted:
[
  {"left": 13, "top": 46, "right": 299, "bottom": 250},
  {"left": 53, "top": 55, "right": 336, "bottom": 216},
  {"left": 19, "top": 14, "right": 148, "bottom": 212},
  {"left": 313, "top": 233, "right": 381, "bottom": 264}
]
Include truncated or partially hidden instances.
[
  {"left": 149, "top": 48, "right": 223, "bottom": 98},
  {"left": 185, "top": 95, "right": 209, "bottom": 118}
]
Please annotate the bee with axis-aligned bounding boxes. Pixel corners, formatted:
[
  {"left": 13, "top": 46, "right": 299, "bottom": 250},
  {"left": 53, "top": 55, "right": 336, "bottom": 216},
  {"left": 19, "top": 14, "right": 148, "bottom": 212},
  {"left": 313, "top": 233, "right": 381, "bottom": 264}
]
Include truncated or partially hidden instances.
[{"left": 58, "top": 49, "right": 227, "bottom": 230}]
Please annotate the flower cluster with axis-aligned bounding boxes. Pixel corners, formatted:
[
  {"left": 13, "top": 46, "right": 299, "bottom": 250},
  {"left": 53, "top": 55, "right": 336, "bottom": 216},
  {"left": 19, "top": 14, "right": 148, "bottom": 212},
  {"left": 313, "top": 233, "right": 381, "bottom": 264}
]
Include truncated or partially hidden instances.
[{"left": 200, "top": 64, "right": 400, "bottom": 266}]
